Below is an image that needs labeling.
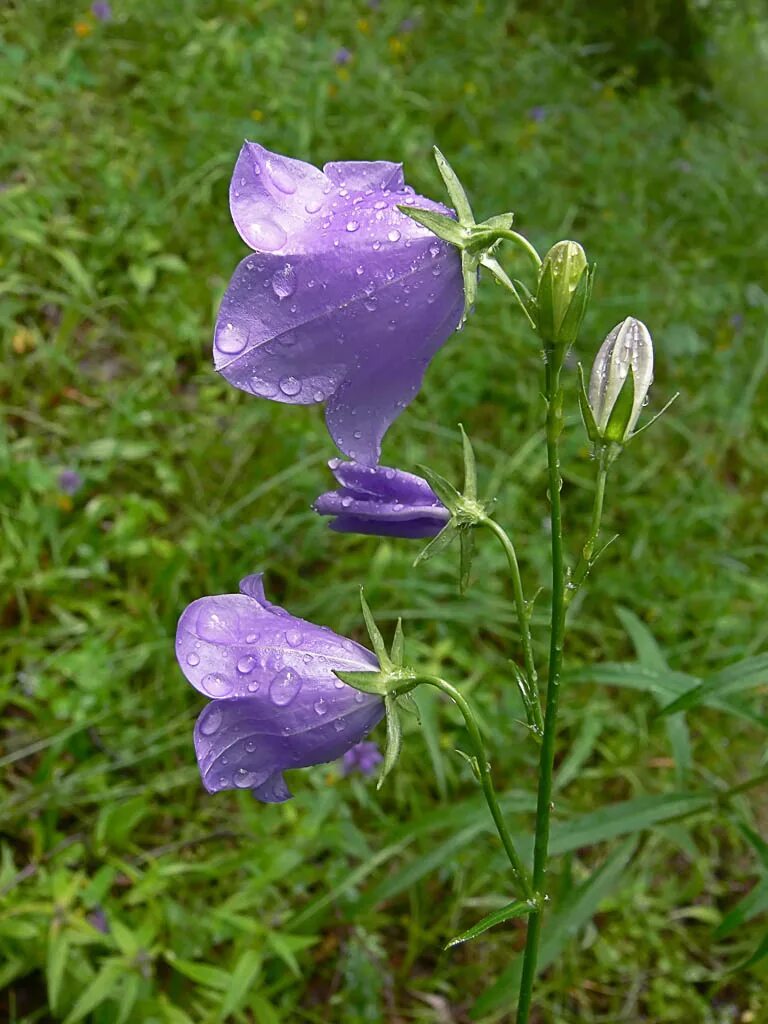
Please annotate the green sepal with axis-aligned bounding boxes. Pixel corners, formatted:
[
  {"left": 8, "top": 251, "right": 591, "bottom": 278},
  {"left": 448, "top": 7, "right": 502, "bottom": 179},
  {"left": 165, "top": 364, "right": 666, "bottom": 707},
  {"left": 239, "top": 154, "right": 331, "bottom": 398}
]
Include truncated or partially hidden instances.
[
  {"left": 413, "top": 520, "right": 458, "bottom": 567},
  {"left": 479, "top": 255, "right": 537, "bottom": 329},
  {"left": 454, "top": 747, "right": 482, "bottom": 781},
  {"left": 603, "top": 363, "right": 635, "bottom": 443},
  {"left": 460, "top": 254, "right": 479, "bottom": 322},
  {"left": 417, "top": 465, "right": 462, "bottom": 511},
  {"left": 576, "top": 363, "right": 602, "bottom": 444},
  {"left": 359, "top": 589, "right": 392, "bottom": 672},
  {"left": 396, "top": 205, "right": 466, "bottom": 247},
  {"left": 333, "top": 669, "right": 395, "bottom": 696},
  {"left": 475, "top": 212, "right": 515, "bottom": 233},
  {"left": 390, "top": 617, "right": 404, "bottom": 668},
  {"left": 433, "top": 146, "right": 475, "bottom": 226},
  {"left": 555, "top": 261, "right": 594, "bottom": 346},
  {"left": 459, "top": 423, "right": 477, "bottom": 500},
  {"left": 459, "top": 529, "right": 475, "bottom": 595},
  {"left": 445, "top": 899, "right": 535, "bottom": 949},
  {"left": 377, "top": 695, "right": 402, "bottom": 790}
]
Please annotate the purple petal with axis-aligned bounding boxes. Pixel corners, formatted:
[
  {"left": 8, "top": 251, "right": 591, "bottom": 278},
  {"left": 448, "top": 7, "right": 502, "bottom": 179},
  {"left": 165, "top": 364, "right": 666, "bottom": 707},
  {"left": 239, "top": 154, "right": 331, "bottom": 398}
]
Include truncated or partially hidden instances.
[
  {"left": 194, "top": 693, "right": 384, "bottom": 801},
  {"left": 327, "top": 515, "right": 445, "bottom": 539},
  {"left": 229, "top": 142, "right": 329, "bottom": 255},
  {"left": 327, "top": 460, "right": 441, "bottom": 504},
  {"left": 323, "top": 161, "right": 405, "bottom": 192}
]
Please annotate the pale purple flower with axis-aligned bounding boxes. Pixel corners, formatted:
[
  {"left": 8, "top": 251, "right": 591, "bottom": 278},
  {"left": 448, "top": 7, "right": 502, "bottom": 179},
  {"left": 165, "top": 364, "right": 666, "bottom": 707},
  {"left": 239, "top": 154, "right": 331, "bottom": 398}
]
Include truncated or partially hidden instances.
[
  {"left": 214, "top": 142, "right": 464, "bottom": 466},
  {"left": 58, "top": 469, "right": 83, "bottom": 495},
  {"left": 176, "top": 574, "right": 384, "bottom": 803},
  {"left": 343, "top": 741, "right": 383, "bottom": 776},
  {"left": 334, "top": 47, "right": 352, "bottom": 65},
  {"left": 527, "top": 105, "right": 547, "bottom": 122},
  {"left": 91, "top": 1, "right": 112, "bottom": 20},
  {"left": 314, "top": 459, "right": 449, "bottom": 538}
]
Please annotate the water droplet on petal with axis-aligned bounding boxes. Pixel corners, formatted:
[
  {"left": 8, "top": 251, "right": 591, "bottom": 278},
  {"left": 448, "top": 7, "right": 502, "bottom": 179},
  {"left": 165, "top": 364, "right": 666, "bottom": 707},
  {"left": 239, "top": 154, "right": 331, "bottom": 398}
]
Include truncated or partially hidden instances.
[
  {"left": 199, "top": 706, "right": 223, "bottom": 736},
  {"left": 202, "top": 673, "right": 234, "bottom": 697},
  {"left": 387, "top": 229, "right": 401, "bottom": 242},
  {"left": 245, "top": 739, "right": 257, "bottom": 752},
  {"left": 334, "top": 720, "right": 345, "bottom": 732},
  {"left": 384, "top": 469, "right": 395, "bottom": 480},
  {"left": 341, "top": 496, "right": 353, "bottom": 508},
  {"left": 269, "top": 667, "right": 302, "bottom": 706},
  {"left": 234, "top": 767, "right": 261, "bottom": 788},
  {"left": 354, "top": 691, "right": 365, "bottom": 703},
  {"left": 237, "top": 656, "right": 256, "bottom": 674},
  {"left": 246, "top": 632, "right": 258, "bottom": 644},
  {"left": 279, "top": 375, "right": 302, "bottom": 397},
  {"left": 216, "top": 322, "right": 248, "bottom": 354},
  {"left": 374, "top": 200, "right": 387, "bottom": 210},
  {"left": 268, "top": 162, "right": 296, "bottom": 194},
  {"left": 247, "top": 680, "right": 260, "bottom": 692},
  {"left": 313, "top": 698, "right": 328, "bottom": 716},
  {"left": 346, "top": 221, "right": 359, "bottom": 232},
  {"left": 271, "top": 264, "right": 297, "bottom": 300},
  {"left": 286, "top": 629, "right": 303, "bottom": 647},
  {"left": 334, "top": 678, "right": 345, "bottom": 689},
  {"left": 355, "top": 265, "right": 364, "bottom": 276},
  {"left": 248, "top": 218, "right": 287, "bottom": 251},
  {"left": 251, "top": 376, "right": 278, "bottom": 397},
  {"left": 372, "top": 241, "right": 381, "bottom": 251},
  {"left": 304, "top": 197, "right": 322, "bottom": 213},
  {"left": 186, "top": 653, "right": 200, "bottom": 667}
]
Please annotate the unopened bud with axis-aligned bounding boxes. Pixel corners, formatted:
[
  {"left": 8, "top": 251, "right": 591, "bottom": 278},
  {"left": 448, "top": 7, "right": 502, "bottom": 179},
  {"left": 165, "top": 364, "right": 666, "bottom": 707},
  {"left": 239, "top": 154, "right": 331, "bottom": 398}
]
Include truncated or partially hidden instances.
[
  {"left": 588, "top": 317, "right": 654, "bottom": 443},
  {"left": 536, "top": 241, "right": 591, "bottom": 348}
]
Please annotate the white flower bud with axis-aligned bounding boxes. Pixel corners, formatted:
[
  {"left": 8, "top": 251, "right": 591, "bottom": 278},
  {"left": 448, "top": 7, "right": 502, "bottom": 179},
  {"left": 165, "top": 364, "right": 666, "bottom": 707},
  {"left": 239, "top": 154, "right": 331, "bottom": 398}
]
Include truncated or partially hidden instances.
[{"left": 588, "top": 317, "right": 654, "bottom": 443}]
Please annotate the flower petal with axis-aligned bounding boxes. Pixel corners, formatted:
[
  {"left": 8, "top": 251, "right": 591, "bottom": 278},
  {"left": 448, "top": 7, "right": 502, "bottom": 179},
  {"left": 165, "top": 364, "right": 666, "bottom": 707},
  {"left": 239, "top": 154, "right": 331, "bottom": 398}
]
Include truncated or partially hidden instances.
[
  {"left": 230, "top": 142, "right": 329, "bottom": 254},
  {"left": 322, "top": 160, "right": 405, "bottom": 192},
  {"left": 193, "top": 694, "right": 384, "bottom": 800},
  {"left": 327, "top": 515, "right": 447, "bottom": 539},
  {"left": 326, "top": 460, "right": 442, "bottom": 505}
]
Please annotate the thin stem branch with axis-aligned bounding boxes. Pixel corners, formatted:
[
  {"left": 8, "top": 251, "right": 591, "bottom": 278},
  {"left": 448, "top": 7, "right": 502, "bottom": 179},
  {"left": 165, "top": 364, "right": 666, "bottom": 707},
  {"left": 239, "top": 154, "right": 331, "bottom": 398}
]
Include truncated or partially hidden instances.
[
  {"left": 405, "top": 674, "right": 534, "bottom": 900},
  {"left": 493, "top": 229, "right": 543, "bottom": 270},
  {"left": 516, "top": 348, "right": 567, "bottom": 1023},
  {"left": 566, "top": 447, "right": 610, "bottom": 603},
  {"left": 481, "top": 518, "right": 543, "bottom": 734}
]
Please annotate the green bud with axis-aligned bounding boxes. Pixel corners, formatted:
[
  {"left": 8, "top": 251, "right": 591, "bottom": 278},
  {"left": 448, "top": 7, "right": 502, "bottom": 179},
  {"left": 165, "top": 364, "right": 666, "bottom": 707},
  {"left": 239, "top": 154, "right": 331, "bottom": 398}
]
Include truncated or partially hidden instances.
[
  {"left": 535, "top": 240, "right": 591, "bottom": 348},
  {"left": 588, "top": 317, "right": 654, "bottom": 443}
]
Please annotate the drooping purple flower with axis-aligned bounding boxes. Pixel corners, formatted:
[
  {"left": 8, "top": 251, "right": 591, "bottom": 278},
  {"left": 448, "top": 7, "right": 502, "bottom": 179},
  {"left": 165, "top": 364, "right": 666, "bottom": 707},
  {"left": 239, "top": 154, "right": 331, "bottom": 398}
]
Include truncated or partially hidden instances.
[
  {"left": 214, "top": 143, "right": 464, "bottom": 466},
  {"left": 334, "top": 47, "right": 352, "bottom": 65},
  {"left": 176, "top": 573, "right": 384, "bottom": 803},
  {"left": 313, "top": 459, "right": 449, "bottom": 538},
  {"left": 343, "top": 741, "right": 383, "bottom": 777},
  {"left": 527, "top": 105, "right": 548, "bottom": 123},
  {"left": 57, "top": 469, "right": 83, "bottom": 495},
  {"left": 91, "top": 1, "right": 112, "bottom": 20}
]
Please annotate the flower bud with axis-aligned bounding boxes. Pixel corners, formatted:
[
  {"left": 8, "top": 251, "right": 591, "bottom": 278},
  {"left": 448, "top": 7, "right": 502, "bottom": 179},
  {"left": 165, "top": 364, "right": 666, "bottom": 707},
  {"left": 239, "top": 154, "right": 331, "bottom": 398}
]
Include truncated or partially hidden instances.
[
  {"left": 588, "top": 317, "right": 654, "bottom": 443},
  {"left": 535, "top": 241, "right": 590, "bottom": 348}
]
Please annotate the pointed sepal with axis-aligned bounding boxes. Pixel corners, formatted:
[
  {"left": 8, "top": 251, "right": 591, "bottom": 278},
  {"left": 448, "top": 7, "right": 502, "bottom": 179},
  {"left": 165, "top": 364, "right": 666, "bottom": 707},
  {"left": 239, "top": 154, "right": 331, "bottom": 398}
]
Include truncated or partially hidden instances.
[
  {"left": 459, "top": 424, "right": 477, "bottom": 500},
  {"left": 413, "top": 520, "right": 459, "bottom": 567},
  {"left": 396, "top": 205, "right": 466, "bottom": 247},
  {"left": 459, "top": 529, "right": 475, "bottom": 595},
  {"left": 377, "top": 695, "right": 403, "bottom": 789},
  {"left": 359, "top": 588, "right": 392, "bottom": 672},
  {"left": 577, "top": 363, "right": 602, "bottom": 444},
  {"left": 390, "top": 617, "right": 405, "bottom": 668},
  {"left": 433, "top": 146, "right": 475, "bottom": 226},
  {"left": 445, "top": 899, "right": 536, "bottom": 949}
]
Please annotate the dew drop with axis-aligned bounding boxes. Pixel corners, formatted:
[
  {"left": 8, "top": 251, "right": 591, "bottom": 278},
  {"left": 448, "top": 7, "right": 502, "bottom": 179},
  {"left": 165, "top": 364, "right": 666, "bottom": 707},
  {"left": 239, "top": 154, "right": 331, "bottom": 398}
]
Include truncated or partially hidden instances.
[
  {"left": 247, "top": 680, "right": 260, "bottom": 692},
  {"left": 245, "top": 632, "right": 258, "bottom": 644},
  {"left": 279, "top": 375, "right": 302, "bottom": 397},
  {"left": 216, "top": 322, "right": 248, "bottom": 354},
  {"left": 353, "top": 430, "right": 362, "bottom": 439},
  {"left": 313, "top": 698, "right": 328, "bottom": 716},
  {"left": 364, "top": 297, "right": 378, "bottom": 312},
  {"left": 269, "top": 667, "right": 302, "bottom": 706},
  {"left": 334, "top": 720, "right": 345, "bottom": 732},
  {"left": 384, "top": 469, "right": 395, "bottom": 479},
  {"left": 313, "top": 390, "right": 325, "bottom": 402},
  {"left": 252, "top": 376, "right": 279, "bottom": 398},
  {"left": 372, "top": 241, "right": 382, "bottom": 251},
  {"left": 201, "top": 673, "right": 233, "bottom": 697},
  {"left": 271, "top": 264, "right": 297, "bottom": 300},
  {"left": 199, "top": 706, "right": 223, "bottom": 736},
  {"left": 248, "top": 218, "right": 287, "bottom": 251},
  {"left": 234, "top": 768, "right": 261, "bottom": 788},
  {"left": 268, "top": 162, "right": 296, "bottom": 194},
  {"left": 237, "top": 655, "right": 256, "bottom": 674},
  {"left": 286, "top": 629, "right": 303, "bottom": 647},
  {"left": 334, "top": 678, "right": 345, "bottom": 689},
  {"left": 245, "top": 739, "right": 257, "bottom": 752},
  {"left": 387, "top": 229, "right": 401, "bottom": 242},
  {"left": 374, "top": 200, "right": 387, "bottom": 210},
  {"left": 341, "top": 496, "right": 353, "bottom": 508},
  {"left": 186, "top": 653, "right": 200, "bottom": 667},
  {"left": 304, "top": 197, "right": 322, "bottom": 214},
  {"left": 355, "top": 265, "right": 364, "bottom": 276},
  {"left": 354, "top": 691, "right": 365, "bottom": 703},
  {"left": 346, "top": 221, "right": 360, "bottom": 232}
]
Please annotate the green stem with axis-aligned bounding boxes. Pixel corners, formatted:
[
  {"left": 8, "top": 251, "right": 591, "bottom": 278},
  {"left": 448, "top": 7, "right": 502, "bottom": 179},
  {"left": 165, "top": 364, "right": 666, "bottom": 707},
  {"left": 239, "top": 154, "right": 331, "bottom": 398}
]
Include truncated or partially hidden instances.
[
  {"left": 566, "top": 447, "right": 609, "bottom": 603},
  {"left": 481, "top": 518, "right": 543, "bottom": 734},
  {"left": 406, "top": 675, "right": 534, "bottom": 900},
  {"left": 516, "top": 348, "right": 567, "bottom": 1023},
  {"left": 493, "top": 229, "right": 543, "bottom": 270}
]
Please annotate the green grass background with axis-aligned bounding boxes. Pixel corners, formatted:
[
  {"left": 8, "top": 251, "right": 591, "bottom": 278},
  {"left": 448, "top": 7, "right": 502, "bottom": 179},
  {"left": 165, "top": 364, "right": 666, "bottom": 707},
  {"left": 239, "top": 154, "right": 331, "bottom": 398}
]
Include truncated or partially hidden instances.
[{"left": 2, "top": 1, "right": 768, "bottom": 1021}]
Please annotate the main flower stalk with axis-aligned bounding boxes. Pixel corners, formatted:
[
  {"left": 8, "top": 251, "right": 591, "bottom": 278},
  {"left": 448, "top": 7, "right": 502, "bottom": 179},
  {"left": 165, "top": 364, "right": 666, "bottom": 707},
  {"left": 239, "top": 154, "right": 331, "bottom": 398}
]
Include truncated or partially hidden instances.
[{"left": 516, "top": 346, "right": 567, "bottom": 1022}]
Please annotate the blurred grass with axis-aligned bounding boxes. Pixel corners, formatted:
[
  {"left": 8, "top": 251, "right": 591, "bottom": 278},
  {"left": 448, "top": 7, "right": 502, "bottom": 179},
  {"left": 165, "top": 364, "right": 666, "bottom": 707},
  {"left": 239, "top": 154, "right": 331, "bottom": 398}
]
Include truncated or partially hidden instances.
[{"left": 1, "top": 1, "right": 767, "bottom": 1021}]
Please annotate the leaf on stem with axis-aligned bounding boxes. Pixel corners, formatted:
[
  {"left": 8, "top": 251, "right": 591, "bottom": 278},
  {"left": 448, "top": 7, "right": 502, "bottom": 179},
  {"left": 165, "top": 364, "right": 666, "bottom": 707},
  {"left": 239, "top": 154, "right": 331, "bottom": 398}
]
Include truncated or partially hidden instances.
[
  {"left": 445, "top": 899, "right": 534, "bottom": 949},
  {"left": 432, "top": 146, "right": 475, "bottom": 226},
  {"left": 377, "top": 695, "right": 402, "bottom": 790}
]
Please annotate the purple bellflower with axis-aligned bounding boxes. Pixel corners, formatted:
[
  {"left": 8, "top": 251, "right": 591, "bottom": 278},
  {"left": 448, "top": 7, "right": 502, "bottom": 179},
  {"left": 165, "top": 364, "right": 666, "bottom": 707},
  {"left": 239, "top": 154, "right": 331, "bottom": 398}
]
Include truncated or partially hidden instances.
[
  {"left": 91, "top": 1, "right": 112, "bottom": 20},
  {"left": 214, "top": 143, "right": 464, "bottom": 465},
  {"left": 176, "top": 574, "right": 384, "bottom": 802},
  {"left": 343, "top": 741, "right": 383, "bottom": 777},
  {"left": 313, "top": 458, "right": 449, "bottom": 538}
]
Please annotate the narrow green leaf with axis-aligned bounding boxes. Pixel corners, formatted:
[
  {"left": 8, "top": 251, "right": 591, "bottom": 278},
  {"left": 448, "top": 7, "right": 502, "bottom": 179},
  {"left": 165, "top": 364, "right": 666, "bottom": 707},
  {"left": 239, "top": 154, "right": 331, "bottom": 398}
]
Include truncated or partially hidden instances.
[
  {"left": 412, "top": 688, "right": 447, "bottom": 799},
  {"left": 737, "top": 929, "right": 768, "bottom": 970},
  {"left": 63, "top": 959, "right": 125, "bottom": 1024},
  {"left": 413, "top": 521, "right": 458, "bottom": 567},
  {"left": 167, "top": 955, "right": 230, "bottom": 991},
  {"left": 46, "top": 929, "right": 69, "bottom": 1012},
  {"left": 576, "top": 363, "right": 601, "bottom": 443},
  {"left": 218, "top": 946, "right": 264, "bottom": 1019},
  {"left": 446, "top": 899, "right": 534, "bottom": 948},
  {"left": 432, "top": 146, "right": 475, "bottom": 225},
  {"left": 661, "top": 651, "right": 768, "bottom": 717},
  {"left": 459, "top": 424, "right": 477, "bottom": 500},
  {"left": 359, "top": 589, "right": 391, "bottom": 670},
  {"left": 471, "top": 838, "right": 638, "bottom": 1017},
  {"left": 739, "top": 823, "right": 768, "bottom": 871},
  {"left": 417, "top": 465, "right": 461, "bottom": 509},
  {"left": 377, "top": 696, "right": 402, "bottom": 790},
  {"left": 390, "top": 618, "right": 404, "bottom": 667},
  {"left": 396, "top": 205, "right": 466, "bottom": 246},
  {"left": 459, "top": 529, "right": 475, "bottom": 594},
  {"left": 116, "top": 974, "right": 140, "bottom": 1024},
  {"left": 479, "top": 254, "right": 537, "bottom": 329},
  {"left": 554, "top": 715, "right": 603, "bottom": 792},
  {"left": 716, "top": 876, "right": 768, "bottom": 939},
  {"left": 461, "top": 253, "right": 479, "bottom": 321}
]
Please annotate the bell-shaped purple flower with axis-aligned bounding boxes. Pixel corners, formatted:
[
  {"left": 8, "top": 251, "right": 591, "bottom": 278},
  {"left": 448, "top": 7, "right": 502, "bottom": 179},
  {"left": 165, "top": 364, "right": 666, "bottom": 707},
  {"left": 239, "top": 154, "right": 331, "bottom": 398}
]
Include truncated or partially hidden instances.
[
  {"left": 175, "top": 574, "right": 384, "bottom": 803},
  {"left": 313, "top": 458, "right": 449, "bottom": 539},
  {"left": 214, "top": 142, "right": 464, "bottom": 466}
]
